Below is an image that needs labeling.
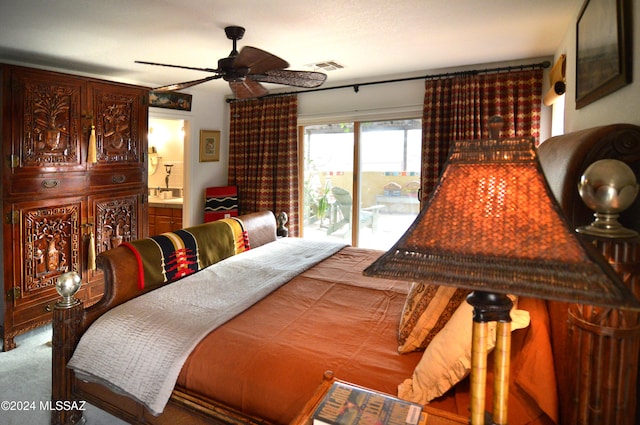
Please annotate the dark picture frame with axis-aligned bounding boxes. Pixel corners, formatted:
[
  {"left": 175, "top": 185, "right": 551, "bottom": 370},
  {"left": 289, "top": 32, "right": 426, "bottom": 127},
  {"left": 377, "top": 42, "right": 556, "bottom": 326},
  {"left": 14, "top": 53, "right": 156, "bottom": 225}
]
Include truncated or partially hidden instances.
[
  {"left": 199, "top": 130, "right": 220, "bottom": 162},
  {"left": 575, "top": 0, "right": 631, "bottom": 109},
  {"left": 149, "top": 91, "right": 192, "bottom": 111}
]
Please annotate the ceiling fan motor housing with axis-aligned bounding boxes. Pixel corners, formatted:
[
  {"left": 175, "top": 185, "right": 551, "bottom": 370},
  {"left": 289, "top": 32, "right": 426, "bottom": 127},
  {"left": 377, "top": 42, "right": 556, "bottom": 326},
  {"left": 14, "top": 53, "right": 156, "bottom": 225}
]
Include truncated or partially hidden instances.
[{"left": 218, "top": 56, "right": 248, "bottom": 82}]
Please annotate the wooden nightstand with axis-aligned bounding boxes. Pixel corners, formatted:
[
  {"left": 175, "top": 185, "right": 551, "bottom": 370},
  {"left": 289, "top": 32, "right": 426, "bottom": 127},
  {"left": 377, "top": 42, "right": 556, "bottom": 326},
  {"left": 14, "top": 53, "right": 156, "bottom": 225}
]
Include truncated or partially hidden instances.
[
  {"left": 290, "top": 374, "right": 468, "bottom": 425},
  {"left": 419, "top": 406, "right": 469, "bottom": 425}
]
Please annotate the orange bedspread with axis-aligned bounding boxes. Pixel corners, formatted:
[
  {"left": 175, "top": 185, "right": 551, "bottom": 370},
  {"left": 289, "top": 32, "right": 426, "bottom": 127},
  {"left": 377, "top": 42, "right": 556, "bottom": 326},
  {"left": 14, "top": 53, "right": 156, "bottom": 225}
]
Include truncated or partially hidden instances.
[{"left": 176, "top": 247, "right": 556, "bottom": 424}]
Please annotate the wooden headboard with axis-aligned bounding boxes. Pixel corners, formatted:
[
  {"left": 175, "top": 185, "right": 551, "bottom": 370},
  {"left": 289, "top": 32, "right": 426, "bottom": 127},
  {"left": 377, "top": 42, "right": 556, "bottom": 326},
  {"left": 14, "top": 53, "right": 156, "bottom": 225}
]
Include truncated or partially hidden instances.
[{"left": 538, "top": 124, "right": 640, "bottom": 233}]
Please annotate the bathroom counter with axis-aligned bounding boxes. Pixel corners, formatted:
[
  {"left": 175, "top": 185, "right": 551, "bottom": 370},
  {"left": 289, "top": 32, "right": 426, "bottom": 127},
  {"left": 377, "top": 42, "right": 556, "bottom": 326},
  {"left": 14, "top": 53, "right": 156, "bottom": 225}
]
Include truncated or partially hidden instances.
[{"left": 148, "top": 196, "right": 183, "bottom": 208}]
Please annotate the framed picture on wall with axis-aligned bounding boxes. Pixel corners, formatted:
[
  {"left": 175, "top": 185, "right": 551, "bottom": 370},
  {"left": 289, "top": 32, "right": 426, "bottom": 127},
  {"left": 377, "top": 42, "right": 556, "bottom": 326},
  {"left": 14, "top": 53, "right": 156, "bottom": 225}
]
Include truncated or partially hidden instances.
[
  {"left": 199, "top": 130, "right": 220, "bottom": 162},
  {"left": 149, "top": 91, "right": 192, "bottom": 111},
  {"left": 575, "top": 0, "right": 631, "bottom": 109}
]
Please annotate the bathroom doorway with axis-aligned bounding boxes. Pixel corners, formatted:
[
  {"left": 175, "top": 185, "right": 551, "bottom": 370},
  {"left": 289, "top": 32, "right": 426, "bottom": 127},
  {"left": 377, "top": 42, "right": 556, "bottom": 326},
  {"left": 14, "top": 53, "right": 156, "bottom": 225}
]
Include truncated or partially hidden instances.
[
  {"left": 148, "top": 116, "right": 185, "bottom": 197},
  {"left": 147, "top": 115, "right": 187, "bottom": 233}
]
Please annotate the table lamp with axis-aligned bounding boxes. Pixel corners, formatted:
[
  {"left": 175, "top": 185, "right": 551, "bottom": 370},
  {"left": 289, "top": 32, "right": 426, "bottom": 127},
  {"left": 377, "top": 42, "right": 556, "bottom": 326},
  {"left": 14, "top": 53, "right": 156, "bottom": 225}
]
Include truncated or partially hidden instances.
[{"left": 364, "top": 136, "right": 640, "bottom": 425}]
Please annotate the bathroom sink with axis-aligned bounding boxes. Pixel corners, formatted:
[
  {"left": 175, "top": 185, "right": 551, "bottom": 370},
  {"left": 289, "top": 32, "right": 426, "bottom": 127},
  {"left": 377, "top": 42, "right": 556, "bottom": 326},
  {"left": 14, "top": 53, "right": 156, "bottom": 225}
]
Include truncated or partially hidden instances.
[
  {"left": 148, "top": 196, "right": 183, "bottom": 205},
  {"left": 162, "top": 197, "right": 183, "bottom": 204}
]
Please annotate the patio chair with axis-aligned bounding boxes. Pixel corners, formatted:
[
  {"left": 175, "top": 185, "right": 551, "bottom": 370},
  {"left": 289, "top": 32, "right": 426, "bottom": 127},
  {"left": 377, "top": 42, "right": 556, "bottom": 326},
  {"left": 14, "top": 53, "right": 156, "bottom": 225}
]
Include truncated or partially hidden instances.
[{"left": 327, "top": 187, "right": 382, "bottom": 235}]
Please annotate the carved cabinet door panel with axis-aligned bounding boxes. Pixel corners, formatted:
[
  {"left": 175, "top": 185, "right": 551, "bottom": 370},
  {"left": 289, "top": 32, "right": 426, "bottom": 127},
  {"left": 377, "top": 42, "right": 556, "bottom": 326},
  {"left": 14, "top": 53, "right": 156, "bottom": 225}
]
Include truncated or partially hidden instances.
[
  {"left": 85, "top": 191, "right": 144, "bottom": 304},
  {"left": 4, "top": 197, "right": 85, "bottom": 336},
  {"left": 88, "top": 82, "right": 146, "bottom": 166},
  {"left": 9, "top": 68, "right": 84, "bottom": 173}
]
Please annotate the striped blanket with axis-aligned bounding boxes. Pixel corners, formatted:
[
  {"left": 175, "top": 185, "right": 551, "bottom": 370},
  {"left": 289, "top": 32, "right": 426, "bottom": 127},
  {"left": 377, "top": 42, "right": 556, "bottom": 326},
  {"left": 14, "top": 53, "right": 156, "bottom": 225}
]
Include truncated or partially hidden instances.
[{"left": 122, "top": 217, "right": 250, "bottom": 290}]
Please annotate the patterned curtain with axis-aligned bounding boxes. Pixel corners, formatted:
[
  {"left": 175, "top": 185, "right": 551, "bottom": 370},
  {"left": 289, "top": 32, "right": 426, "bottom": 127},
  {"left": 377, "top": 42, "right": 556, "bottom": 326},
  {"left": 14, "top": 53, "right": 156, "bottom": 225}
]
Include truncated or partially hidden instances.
[
  {"left": 421, "top": 69, "right": 543, "bottom": 200},
  {"left": 228, "top": 95, "right": 300, "bottom": 236}
]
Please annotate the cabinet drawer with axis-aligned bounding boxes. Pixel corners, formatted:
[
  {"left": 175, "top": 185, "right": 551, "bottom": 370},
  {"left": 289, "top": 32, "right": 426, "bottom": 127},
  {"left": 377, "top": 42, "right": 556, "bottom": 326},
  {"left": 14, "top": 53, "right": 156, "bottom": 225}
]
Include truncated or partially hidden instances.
[
  {"left": 7, "top": 174, "right": 87, "bottom": 197},
  {"left": 11, "top": 286, "right": 89, "bottom": 327},
  {"left": 11, "top": 297, "right": 56, "bottom": 327},
  {"left": 11, "top": 288, "right": 60, "bottom": 327},
  {"left": 151, "top": 206, "right": 176, "bottom": 217},
  {"left": 90, "top": 169, "right": 144, "bottom": 188}
]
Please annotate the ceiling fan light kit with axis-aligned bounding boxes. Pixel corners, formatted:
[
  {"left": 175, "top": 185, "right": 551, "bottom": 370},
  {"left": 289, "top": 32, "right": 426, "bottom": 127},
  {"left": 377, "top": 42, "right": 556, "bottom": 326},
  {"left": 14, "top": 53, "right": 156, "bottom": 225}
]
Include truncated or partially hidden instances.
[{"left": 136, "top": 26, "right": 327, "bottom": 99}]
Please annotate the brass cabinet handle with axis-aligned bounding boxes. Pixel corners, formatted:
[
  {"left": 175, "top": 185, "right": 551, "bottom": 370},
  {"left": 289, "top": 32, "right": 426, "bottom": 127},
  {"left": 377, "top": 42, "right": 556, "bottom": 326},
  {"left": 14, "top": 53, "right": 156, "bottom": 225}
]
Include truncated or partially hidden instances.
[
  {"left": 42, "top": 179, "right": 59, "bottom": 189},
  {"left": 112, "top": 175, "right": 126, "bottom": 184}
]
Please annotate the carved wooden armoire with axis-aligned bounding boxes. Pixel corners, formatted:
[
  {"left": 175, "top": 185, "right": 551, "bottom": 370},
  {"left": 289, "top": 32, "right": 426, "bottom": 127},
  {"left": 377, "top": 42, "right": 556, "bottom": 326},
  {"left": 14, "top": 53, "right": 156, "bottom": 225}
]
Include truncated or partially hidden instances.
[{"left": 1, "top": 64, "right": 149, "bottom": 350}]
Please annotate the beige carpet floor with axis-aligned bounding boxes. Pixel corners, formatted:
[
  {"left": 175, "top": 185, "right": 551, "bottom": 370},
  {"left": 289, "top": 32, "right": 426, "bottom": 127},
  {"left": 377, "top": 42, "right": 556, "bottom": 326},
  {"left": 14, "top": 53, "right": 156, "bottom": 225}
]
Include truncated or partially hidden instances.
[{"left": 0, "top": 325, "right": 128, "bottom": 425}]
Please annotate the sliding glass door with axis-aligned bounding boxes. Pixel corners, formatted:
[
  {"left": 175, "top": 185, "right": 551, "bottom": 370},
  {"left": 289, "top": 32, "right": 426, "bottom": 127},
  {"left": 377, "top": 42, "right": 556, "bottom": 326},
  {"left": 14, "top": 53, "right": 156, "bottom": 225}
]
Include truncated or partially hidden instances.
[
  {"left": 301, "top": 119, "right": 421, "bottom": 249},
  {"left": 302, "top": 123, "right": 354, "bottom": 242}
]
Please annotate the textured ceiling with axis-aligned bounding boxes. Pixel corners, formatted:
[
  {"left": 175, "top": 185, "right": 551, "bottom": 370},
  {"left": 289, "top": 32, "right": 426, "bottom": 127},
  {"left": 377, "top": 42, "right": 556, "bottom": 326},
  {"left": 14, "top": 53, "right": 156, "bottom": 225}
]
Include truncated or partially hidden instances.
[{"left": 0, "top": 0, "right": 582, "bottom": 96}]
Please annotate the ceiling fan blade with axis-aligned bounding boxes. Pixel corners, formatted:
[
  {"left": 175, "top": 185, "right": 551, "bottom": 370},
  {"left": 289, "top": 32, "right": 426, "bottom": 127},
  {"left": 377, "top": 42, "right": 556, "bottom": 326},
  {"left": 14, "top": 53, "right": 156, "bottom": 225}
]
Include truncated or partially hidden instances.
[
  {"left": 135, "top": 60, "right": 217, "bottom": 73},
  {"left": 251, "top": 70, "right": 327, "bottom": 88},
  {"left": 234, "top": 46, "right": 289, "bottom": 74},
  {"left": 229, "top": 78, "right": 269, "bottom": 99},
  {"left": 152, "top": 75, "right": 222, "bottom": 92}
]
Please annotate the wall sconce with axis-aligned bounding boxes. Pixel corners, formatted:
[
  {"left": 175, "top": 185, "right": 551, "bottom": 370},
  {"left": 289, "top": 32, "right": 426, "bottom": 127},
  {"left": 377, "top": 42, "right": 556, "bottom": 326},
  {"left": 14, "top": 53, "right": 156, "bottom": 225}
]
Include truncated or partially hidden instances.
[
  {"left": 148, "top": 146, "right": 160, "bottom": 176},
  {"left": 543, "top": 54, "right": 566, "bottom": 106}
]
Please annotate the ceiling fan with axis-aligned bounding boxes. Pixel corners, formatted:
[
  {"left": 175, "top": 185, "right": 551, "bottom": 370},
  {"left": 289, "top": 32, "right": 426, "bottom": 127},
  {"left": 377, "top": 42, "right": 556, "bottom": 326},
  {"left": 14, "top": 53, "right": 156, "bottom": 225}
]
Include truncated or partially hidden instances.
[{"left": 136, "top": 26, "right": 327, "bottom": 99}]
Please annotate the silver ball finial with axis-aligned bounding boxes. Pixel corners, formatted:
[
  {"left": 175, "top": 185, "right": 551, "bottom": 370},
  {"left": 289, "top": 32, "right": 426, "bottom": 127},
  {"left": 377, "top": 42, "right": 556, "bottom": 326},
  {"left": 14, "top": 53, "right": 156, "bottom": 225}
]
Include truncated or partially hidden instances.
[
  {"left": 577, "top": 159, "right": 639, "bottom": 238},
  {"left": 55, "top": 271, "right": 82, "bottom": 308}
]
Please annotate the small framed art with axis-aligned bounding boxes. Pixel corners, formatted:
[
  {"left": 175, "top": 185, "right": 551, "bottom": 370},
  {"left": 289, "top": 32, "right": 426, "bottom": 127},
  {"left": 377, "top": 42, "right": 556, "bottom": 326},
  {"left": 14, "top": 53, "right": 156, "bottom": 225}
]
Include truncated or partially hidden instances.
[{"left": 199, "top": 130, "right": 220, "bottom": 162}]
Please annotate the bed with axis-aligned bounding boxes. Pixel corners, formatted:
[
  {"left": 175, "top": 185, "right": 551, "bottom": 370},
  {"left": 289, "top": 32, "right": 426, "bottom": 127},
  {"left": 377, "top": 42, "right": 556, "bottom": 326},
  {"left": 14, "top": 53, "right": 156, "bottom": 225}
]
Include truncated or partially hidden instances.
[{"left": 51, "top": 124, "right": 640, "bottom": 425}]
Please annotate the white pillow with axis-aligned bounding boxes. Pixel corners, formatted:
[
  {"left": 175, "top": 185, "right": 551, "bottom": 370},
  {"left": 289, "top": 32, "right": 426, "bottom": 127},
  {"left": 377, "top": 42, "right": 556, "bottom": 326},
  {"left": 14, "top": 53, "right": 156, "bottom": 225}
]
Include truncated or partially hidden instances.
[{"left": 397, "top": 301, "right": 530, "bottom": 404}]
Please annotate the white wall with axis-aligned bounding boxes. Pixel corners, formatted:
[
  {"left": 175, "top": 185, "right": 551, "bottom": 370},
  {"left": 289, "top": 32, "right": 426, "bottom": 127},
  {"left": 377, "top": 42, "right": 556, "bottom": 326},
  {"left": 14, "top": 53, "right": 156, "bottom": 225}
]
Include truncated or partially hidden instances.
[
  {"left": 150, "top": 89, "right": 228, "bottom": 227},
  {"left": 557, "top": 1, "right": 640, "bottom": 131},
  {"left": 297, "top": 78, "right": 424, "bottom": 124}
]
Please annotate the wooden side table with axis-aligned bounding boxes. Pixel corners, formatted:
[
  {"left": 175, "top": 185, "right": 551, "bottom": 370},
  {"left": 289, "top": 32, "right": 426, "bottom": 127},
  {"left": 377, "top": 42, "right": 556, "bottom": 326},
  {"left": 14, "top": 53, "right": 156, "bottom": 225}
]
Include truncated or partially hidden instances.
[
  {"left": 290, "top": 372, "right": 468, "bottom": 425},
  {"left": 419, "top": 407, "right": 469, "bottom": 425}
]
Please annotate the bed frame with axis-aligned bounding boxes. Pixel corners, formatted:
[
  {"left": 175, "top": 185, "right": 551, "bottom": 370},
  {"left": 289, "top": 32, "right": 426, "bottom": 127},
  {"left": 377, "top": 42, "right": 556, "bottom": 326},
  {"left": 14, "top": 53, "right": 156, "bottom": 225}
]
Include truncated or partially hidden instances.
[{"left": 52, "top": 124, "right": 640, "bottom": 425}]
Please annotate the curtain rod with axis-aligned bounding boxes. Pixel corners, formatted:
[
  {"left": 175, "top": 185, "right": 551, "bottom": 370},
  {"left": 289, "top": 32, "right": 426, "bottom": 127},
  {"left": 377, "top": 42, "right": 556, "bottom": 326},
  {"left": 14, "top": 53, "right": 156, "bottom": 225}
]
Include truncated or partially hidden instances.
[{"left": 227, "top": 60, "right": 550, "bottom": 103}]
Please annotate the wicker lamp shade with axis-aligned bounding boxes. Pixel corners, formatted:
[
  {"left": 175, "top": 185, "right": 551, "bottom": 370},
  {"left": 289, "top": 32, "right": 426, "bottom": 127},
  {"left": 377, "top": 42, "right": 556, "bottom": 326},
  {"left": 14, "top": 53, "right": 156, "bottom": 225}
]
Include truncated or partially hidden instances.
[{"left": 364, "top": 137, "right": 639, "bottom": 310}]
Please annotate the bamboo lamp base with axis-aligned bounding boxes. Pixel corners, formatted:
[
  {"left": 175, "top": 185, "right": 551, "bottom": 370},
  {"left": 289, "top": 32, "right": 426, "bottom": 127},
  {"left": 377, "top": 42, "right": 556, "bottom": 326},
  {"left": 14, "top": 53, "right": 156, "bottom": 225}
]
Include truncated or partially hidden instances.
[{"left": 467, "top": 291, "right": 514, "bottom": 425}]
